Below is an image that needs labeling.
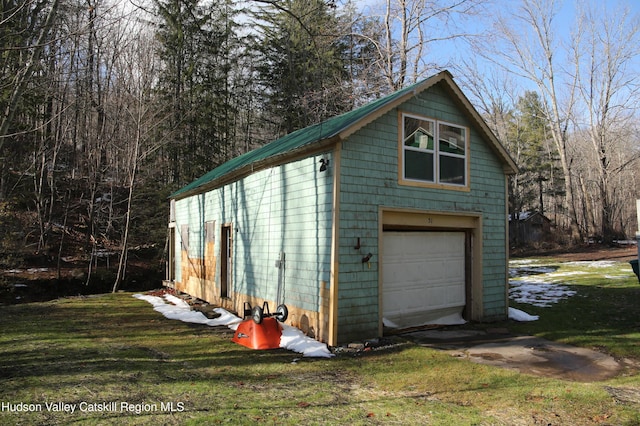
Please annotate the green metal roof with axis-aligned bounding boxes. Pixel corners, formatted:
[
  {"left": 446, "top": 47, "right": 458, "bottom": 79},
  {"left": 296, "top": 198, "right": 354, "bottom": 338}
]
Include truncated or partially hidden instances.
[
  {"left": 170, "top": 71, "right": 517, "bottom": 199},
  {"left": 170, "top": 80, "right": 421, "bottom": 199}
]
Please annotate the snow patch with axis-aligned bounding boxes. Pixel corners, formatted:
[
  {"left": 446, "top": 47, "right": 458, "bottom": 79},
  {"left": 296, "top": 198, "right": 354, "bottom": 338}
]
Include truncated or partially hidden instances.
[
  {"left": 564, "top": 260, "right": 617, "bottom": 268},
  {"left": 509, "top": 266, "right": 557, "bottom": 277},
  {"left": 508, "top": 307, "right": 539, "bottom": 322},
  {"left": 382, "top": 312, "right": 466, "bottom": 329},
  {"left": 509, "top": 281, "right": 577, "bottom": 307},
  {"left": 6, "top": 268, "right": 49, "bottom": 274},
  {"left": 509, "top": 260, "right": 580, "bottom": 308},
  {"left": 279, "top": 324, "right": 335, "bottom": 358},
  {"left": 509, "top": 259, "right": 535, "bottom": 265},
  {"left": 507, "top": 258, "right": 625, "bottom": 318},
  {"left": 429, "top": 312, "right": 467, "bottom": 326},
  {"left": 133, "top": 293, "right": 333, "bottom": 358},
  {"left": 382, "top": 317, "right": 400, "bottom": 329}
]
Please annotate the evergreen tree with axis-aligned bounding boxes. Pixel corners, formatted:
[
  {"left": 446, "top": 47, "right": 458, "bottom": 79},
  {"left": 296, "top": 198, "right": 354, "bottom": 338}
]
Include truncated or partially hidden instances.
[
  {"left": 340, "top": 8, "right": 388, "bottom": 105},
  {"left": 252, "top": 0, "right": 351, "bottom": 136},
  {"left": 153, "top": 0, "right": 241, "bottom": 185},
  {"left": 507, "top": 91, "right": 564, "bottom": 244}
]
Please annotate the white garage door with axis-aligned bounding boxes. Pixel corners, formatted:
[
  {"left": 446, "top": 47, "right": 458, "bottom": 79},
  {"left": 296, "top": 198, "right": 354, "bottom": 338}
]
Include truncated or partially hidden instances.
[{"left": 382, "top": 231, "right": 466, "bottom": 329}]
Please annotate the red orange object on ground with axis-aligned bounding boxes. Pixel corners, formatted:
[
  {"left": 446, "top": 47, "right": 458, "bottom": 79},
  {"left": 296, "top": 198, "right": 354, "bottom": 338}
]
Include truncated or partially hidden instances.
[{"left": 232, "top": 302, "right": 288, "bottom": 350}]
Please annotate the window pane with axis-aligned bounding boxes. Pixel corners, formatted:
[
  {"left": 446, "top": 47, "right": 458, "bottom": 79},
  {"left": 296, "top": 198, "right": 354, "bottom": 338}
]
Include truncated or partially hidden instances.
[
  {"left": 439, "top": 155, "right": 465, "bottom": 185},
  {"left": 439, "top": 123, "right": 465, "bottom": 155},
  {"left": 404, "top": 116, "right": 434, "bottom": 150},
  {"left": 405, "top": 150, "right": 434, "bottom": 181}
]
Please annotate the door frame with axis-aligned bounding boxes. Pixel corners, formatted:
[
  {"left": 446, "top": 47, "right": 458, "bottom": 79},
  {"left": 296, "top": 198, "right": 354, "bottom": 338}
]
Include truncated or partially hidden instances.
[
  {"left": 378, "top": 207, "right": 483, "bottom": 336},
  {"left": 220, "top": 223, "right": 233, "bottom": 299},
  {"left": 167, "top": 223, "right": 176, "bottom": 282}
]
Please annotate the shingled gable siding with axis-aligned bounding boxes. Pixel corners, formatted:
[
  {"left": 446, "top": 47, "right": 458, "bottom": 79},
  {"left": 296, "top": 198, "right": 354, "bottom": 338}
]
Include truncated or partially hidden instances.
[
  {"left": 336, "top": 83, "right": 508, "bottom": 343},
  {"left": 172, "top": 154, "right": 334, "bottom": 335}
]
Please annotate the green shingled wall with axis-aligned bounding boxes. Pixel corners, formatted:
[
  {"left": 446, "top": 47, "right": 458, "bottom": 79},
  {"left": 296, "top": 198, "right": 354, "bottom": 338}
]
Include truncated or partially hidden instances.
[
  {"left": 172, "top": 154, "right": 333, "bottom": 312},
  {"left": 336, "top": 83, "right": 508, "bottom": 343}
]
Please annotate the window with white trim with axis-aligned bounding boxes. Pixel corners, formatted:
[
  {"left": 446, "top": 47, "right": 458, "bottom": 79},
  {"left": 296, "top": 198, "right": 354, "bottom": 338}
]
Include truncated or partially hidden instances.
[{"left": 402, "top": 113, "right": 468, "bottom": 187}]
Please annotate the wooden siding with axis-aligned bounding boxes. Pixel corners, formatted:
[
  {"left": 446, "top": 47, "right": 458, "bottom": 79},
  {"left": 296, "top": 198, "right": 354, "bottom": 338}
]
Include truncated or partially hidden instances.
[
  {"left": 336, "top": 83, "right": 508, "bottom": 343},
  {"left": 172, "top": 154, "right": 334, "bottom": 341}
]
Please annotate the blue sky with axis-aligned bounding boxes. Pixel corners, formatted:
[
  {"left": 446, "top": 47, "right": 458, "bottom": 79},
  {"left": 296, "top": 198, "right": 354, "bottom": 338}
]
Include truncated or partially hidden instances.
[
  {"left": 347, "top": 0, "right": 640, "bottom": 112},
  {"left": 348, "top": 0, "right": 640, "bottom": 62}
]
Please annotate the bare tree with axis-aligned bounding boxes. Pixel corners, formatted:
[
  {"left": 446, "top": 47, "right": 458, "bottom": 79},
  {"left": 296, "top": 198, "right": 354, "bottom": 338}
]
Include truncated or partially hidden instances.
[
  {"left": 374, "top": 0, "right": 487, "bottom": 91},
  {"left": 571, "top": 2, "right": 640, "bottom": 241},
  {"left": 112, "top": 22, "right": 169, "bottom": 291},
  {"left": 456, "top": 59, "right": 519, "bottom": 144},
  {"left": 0, "top": 0, "right": 61, "bottom": 202},
  {"left": 470, "top": 0, "right": 640, "bottom": 243},
  {"left": 476, "top": 0, "right": 582, "bottom": 240},
  {"left": 0, "top": 0, "right": 60, "bottom": 150}
]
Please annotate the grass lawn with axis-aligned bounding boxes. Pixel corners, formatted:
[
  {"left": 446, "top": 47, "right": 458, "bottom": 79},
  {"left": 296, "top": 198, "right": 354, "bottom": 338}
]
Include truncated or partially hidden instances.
[
  {"left": 507, "top": 258, "right": 640, "bottom": 359},
  {"left": 1, "top": 258, "right": 640, "bottom": 425}
]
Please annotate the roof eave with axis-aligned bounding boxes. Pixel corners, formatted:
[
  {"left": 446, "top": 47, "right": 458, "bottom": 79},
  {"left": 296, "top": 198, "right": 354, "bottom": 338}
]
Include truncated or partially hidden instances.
[{"left": 171, "top": 136, "right": 341, "bottom": 201}]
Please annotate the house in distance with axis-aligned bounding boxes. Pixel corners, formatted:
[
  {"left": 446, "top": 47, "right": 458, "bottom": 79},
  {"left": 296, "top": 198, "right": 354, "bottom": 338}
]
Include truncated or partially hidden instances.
[
  {"left": 509, "top": 211, "right": 553, "bottom": 246},
  {"left": 165, "top": 71, "right": 518, "bottom": 346}
]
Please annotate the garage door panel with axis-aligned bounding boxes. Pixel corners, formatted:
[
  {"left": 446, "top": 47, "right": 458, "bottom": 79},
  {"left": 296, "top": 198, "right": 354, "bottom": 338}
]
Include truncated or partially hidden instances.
[{"left": 383, "top": 231, "right": 465, "bottom": 328}]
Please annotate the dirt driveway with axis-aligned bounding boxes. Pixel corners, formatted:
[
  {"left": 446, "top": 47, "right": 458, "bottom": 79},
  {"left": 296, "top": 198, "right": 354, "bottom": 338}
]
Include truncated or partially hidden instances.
[
  {"left": 515, "top": 244, "right": 638, "bottom": 263},
  {"left": 405, "top": 328, "right": 632, "bottom": 382}
]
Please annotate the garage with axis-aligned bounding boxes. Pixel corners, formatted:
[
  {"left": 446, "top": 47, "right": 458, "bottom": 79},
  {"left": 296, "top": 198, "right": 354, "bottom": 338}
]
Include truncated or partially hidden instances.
[
  {"left": 382, "top": 231, "right": 466, "bottom": 329},
  {"left": 169, "top": 71, "right": 515, "bottom": 344}
]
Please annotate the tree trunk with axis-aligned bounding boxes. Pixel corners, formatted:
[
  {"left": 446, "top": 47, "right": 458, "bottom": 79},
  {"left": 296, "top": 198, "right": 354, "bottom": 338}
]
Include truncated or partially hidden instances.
[
  {"left": 113, "top": 113, "right": 141, "bottom": 292},
  {"left": 0, "top": 0, "right": 60, "bottom": 154}
]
